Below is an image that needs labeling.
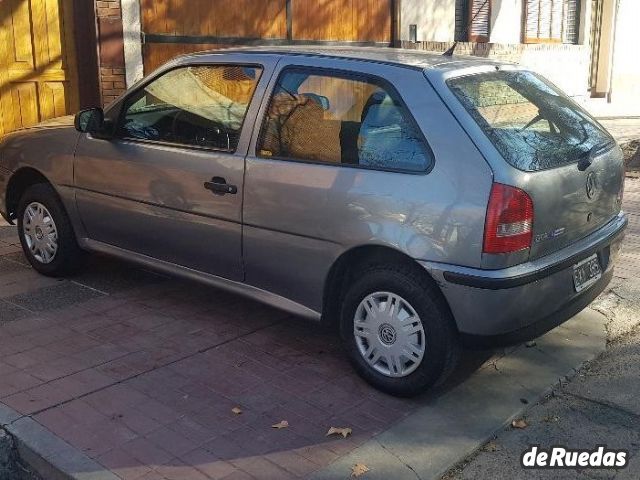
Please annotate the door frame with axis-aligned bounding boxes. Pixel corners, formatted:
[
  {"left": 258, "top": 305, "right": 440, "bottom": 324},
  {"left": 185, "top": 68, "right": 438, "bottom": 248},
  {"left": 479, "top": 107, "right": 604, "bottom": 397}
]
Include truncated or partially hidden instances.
[{"left": 72, "top": 0, "right": 101, "bottom": 108}]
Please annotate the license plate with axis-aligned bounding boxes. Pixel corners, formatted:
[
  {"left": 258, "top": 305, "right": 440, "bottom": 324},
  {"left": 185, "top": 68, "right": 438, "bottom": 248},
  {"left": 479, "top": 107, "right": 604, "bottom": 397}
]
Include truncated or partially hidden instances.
[{"left": 573, "top": 254, "right": 602, "bottom": 293}]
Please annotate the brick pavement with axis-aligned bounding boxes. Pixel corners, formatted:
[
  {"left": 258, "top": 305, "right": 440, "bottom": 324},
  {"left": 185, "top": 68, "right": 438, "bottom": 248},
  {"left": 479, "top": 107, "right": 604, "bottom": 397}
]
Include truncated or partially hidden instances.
[
  {"left": 0, "top": 220, "right": 422, "bottom": 480},
  {"left": 1, "top": 178, "right": 638, "bottom": 480}
]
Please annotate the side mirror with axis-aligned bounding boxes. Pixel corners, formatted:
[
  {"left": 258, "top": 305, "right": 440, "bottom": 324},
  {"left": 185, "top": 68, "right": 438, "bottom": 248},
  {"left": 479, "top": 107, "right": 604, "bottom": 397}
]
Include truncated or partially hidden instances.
[{"left": 74, "top": 108, "right": 104, "bottom": 133}]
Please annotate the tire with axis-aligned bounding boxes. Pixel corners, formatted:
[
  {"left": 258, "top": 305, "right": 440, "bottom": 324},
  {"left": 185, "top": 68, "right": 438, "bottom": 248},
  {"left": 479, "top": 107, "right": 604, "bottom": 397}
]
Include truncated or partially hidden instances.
[
  {"left": 17, "top": 183, "right": 85, "bottom": 277},
  {"left": 340, "top": 264, "right": 459, "bottom": 397}
]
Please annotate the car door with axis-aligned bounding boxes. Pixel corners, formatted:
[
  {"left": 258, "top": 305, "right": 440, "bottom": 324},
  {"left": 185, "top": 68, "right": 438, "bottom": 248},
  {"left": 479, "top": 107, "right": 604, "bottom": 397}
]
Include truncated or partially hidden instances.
[
  {"left": 74, "top": 58, "right": 272, "bottom": 280},
  {"left": 243, "top": 58, "right": 437, "bottom": 313}
]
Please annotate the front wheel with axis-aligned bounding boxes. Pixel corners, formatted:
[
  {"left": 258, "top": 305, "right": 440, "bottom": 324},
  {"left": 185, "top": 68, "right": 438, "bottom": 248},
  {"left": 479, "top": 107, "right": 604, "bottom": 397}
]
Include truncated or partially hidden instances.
[
  {"left": 17, "top": 183, "right": 85, "bottom": 276},
  {"left": 340, "top": 265, "right": 459, "bottom": 397}
]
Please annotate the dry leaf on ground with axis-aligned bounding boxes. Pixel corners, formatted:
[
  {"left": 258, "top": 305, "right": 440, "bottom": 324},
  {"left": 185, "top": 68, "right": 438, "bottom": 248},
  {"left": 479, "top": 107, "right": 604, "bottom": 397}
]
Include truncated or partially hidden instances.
[
  {"left": 351, "top": 463, "right": 370, "bottom": 477},
  {"left": 272, "top": 420, "right": 289, "bottom": 429},
  {"left": 512, "top": 418, "right": 528, "bottom": 429},
  {"left": 326, "top": 427, "right": 352, "bottom": 438},
  {"left": 483, "top": 441, "right": 500, "bottom": 452},
  {"left": 231, "top": 407, "right": 243, "bottom": 415}
]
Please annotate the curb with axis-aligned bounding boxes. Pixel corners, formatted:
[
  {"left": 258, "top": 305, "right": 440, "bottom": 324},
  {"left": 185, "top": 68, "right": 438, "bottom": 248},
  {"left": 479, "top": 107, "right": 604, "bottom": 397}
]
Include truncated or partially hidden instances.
[{"left": 0, "top": 406, "right": 117, "bottom": 480}]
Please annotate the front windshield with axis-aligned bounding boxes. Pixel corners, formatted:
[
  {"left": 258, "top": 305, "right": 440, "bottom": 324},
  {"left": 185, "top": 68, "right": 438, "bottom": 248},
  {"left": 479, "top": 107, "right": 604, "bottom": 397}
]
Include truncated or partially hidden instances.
[{"left": 447, "top": 70, "right": 614, "bottom": 172}]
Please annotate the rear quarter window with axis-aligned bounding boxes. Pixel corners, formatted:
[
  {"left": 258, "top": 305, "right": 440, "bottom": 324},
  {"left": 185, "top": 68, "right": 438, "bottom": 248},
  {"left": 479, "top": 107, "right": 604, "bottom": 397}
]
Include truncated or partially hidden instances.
[{"left": 447, "top": 70, "right": 614, "bottom": 172}]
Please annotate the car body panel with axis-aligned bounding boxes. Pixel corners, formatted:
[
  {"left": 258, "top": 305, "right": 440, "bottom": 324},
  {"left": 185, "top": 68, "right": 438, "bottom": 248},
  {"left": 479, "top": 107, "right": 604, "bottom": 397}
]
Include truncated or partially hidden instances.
[
  {"left": 423, "top": 212, "right": 626, "bottom": 336},
  {"left": 242, "top": 55, "right": 492, "bottom": 311},
  {"left": 0, "top": 117, "right": 80, "bottom": 226},
  {"left": 73, "top": 54, "right": 280, "bottom": 281},
  {"left": 426, "top": 64, "right": 624, "bottom": 267}
]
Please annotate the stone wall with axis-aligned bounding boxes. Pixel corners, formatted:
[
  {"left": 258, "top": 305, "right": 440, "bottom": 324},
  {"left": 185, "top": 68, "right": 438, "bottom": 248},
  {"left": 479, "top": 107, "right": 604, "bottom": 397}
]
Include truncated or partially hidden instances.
[{"left": 402, "top": 41, "right": 591, "bottom": 100}]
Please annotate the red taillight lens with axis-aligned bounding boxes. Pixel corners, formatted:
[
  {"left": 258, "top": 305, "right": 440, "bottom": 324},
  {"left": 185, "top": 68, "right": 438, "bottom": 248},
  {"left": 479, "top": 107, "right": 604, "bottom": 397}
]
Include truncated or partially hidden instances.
[{"left": 483, "top": 183, "right": 534, "bottom": 254}]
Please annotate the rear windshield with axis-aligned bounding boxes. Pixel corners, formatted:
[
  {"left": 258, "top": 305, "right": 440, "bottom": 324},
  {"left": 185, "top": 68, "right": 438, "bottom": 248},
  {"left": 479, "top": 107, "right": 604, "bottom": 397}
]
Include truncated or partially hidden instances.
[{"left": 447, "top": 70, "right": 614, "bottom": 172}]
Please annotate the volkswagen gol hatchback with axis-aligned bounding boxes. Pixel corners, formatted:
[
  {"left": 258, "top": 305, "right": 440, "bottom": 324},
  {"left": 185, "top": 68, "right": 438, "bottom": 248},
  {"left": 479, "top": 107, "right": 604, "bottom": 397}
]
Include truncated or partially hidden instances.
[{"left": 0, "top": 47, "right": 627, "bottom": 396}]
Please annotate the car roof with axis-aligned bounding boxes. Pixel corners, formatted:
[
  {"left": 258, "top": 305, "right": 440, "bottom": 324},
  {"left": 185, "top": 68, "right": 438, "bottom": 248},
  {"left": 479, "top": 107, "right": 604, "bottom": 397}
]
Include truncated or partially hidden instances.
[{"left": 183, "top": 45, "right": 509, "bottom": 71}]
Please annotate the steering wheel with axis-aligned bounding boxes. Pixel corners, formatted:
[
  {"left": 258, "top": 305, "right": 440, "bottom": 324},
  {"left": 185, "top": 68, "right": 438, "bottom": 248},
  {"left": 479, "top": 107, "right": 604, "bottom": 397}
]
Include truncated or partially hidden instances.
[{"left": 171, "top": 110, "right": 189, "bottom": 143}]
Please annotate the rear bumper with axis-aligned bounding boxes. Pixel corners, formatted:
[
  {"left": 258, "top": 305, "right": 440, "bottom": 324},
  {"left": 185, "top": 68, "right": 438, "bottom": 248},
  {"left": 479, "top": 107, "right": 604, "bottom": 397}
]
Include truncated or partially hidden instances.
[{"left": 421, "top": 212, "right": 627, "bottom": 343}]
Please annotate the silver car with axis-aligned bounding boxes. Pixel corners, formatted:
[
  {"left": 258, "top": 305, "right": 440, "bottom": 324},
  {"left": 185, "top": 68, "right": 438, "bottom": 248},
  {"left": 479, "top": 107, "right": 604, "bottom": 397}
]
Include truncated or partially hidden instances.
[{"left": 0, "top": 47, "right": 627, "bottom": 396}]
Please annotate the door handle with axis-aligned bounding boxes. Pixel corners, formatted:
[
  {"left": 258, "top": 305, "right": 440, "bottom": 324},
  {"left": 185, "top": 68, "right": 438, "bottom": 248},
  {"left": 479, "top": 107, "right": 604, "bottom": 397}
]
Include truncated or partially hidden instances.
[{"left": 204, "top": 177, "right": 238, "bottom": 195}]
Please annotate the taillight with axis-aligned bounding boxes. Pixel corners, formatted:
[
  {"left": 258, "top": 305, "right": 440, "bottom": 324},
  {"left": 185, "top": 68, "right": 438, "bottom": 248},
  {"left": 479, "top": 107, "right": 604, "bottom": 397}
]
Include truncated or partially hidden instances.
[{"left": 483, "top": 183, "right": 534, "bottom": 254}]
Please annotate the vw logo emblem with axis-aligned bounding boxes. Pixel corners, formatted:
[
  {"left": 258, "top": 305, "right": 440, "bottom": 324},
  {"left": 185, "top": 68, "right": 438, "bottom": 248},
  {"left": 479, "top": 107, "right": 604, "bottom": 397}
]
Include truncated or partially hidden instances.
[
  {"left": 586, "top": 172, "right": 597, "bottom": 199},
  {"left": 378, "top": 323, "right": 397, "bottom": 345}
]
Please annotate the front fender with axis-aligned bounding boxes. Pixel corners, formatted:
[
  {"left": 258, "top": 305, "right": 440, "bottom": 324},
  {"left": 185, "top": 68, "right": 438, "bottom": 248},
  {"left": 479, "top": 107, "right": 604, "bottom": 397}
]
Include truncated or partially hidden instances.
[{"left": 0, "top": 126, "right": 79, "bottom": 187}]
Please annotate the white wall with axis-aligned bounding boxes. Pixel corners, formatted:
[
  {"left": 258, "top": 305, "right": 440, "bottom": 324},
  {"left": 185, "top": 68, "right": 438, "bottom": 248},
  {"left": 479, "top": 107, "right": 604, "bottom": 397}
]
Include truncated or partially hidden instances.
[
  {"left": 489, "top": 0, "right": 523, "bottom": 43},
  {"left": 121, "top": 0, "right": 144, "bottom": 87},
  {"left": 610, "top": 0, "right": 640, "bottom": 103},
  {"left": 401, "top": 0, "right": 456, "bottom": 42}
]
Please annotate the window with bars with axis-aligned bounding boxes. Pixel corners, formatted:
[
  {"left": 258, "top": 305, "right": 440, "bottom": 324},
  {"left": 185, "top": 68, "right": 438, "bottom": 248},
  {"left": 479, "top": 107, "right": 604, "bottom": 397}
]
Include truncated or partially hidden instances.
[
  {"left": 455, "top": 0, "right": 492, "bottom": 42},
  {"left": 524, "top": 0, "right": 581, "bottom": 44}
]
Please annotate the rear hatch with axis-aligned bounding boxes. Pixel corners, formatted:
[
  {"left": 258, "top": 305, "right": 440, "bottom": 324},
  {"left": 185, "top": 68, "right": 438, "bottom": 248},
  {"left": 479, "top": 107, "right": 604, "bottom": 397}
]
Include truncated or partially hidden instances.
[{"left": 446, "top": 69, "right": 624, "bottom": 260}]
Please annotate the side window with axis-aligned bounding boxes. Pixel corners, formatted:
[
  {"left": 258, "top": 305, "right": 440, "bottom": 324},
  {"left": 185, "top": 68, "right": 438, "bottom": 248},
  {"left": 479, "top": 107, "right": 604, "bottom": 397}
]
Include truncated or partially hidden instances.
[
  {"left": 119, "top": 65, "right": 263, "bottom": 151},
  {"left": 257, "top": 68, "right": 432, "bottom": 172}
]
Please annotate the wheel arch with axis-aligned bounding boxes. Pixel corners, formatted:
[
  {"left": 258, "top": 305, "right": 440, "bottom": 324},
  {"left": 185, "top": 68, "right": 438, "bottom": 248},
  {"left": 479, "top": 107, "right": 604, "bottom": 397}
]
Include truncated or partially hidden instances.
[
  {"left": 5, "top": 167, "right": 55, "bottom": 222},
  {"left": 321, "top": 244, "right": 454, "bottom": 331}
]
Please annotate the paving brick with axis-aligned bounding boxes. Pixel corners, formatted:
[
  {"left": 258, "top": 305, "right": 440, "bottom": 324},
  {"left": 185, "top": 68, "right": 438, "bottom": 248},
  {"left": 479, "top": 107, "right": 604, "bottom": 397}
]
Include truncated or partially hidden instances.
[
  {"left": 218, "top": 471, "right": 255, "bottom": 480},
  {"left": 230, "top": 456, "right": 297, "bottom": 480},
  {"left": 98, "top": 447, "right": 153, "bottom": 480},
  {"left": 0, "top": 300, "right": 30, "bottom": 323},
  {"left": 0, "top": 361, "right": 17, "bottom": 376},
  {"left": 58, "top": 399, "right": 108, "bottom": 425},
  {"left": 46, "top": 368, "right": 114, "bottom": 398},
  {"left": 122, "top": 437, "right": 175, "bottom": 466},
  {"left": 8, "top": 283, "right": 104, "bottom": 312},
  {"left": 27, "top": 356, "right": 85, "bottom": 382},
  {"left": 202, "top": 436, "right": 246, "bottom": 462},
  {"left": 265, "top": 449, "right": 321, "bottom": 477},
  {"left": 132, "top": 398, "right": 184, "bottom": 425},
  {"left": 116, "top": 406, "right": 163, "bottom": 436},
  {"left": 166, "top": 417, "right": 217, "bottom": 446},
  {"left": 34, "top": 408, "right": 75, "bottom": 434},
  {"left": 155, "top": 460, "right": 209, "bottom": 480},
  {"left": 0, "top": 230, "right": 431, "bottom": 479},
  {"left": 295, "top": 445, "right": 339, "bottom": 467},
  {"left": 136, "top": 472, "right": 165, "bottom": 480},
  {"left": 145, "top": 425, "right": 199, "bottom": 457},
  {"left": 0, "top": 370, "right": 42, "bottom": 397},
  {"left": 180, "top": 448, "right": 237, "bottom": 479},
  {"left": 84, "top": 383, "right": 150, "bottom": 416}
]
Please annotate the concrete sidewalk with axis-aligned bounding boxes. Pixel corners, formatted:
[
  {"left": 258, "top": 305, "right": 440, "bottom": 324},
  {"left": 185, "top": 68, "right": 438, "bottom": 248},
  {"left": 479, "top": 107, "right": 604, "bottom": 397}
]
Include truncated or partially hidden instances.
[{"left": 444, "top": 325, "right": 640, "bottom": 480}]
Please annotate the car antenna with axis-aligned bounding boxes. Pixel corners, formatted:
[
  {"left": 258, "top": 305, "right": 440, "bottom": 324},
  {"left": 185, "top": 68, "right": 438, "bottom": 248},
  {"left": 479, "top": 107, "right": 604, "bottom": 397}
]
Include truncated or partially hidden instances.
[{"left": 443, "top": 0, "right": 490, "bottom": 57}]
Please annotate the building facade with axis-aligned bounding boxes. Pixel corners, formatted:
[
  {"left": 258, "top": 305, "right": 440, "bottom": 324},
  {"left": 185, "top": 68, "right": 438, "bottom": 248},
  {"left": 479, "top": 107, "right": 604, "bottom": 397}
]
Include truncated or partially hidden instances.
[
  {"left": 0, "top": 0, "right": 636, "bottom": 138},
  {"left": 400, "top": 0, "right": 640, "bottom": 103}
]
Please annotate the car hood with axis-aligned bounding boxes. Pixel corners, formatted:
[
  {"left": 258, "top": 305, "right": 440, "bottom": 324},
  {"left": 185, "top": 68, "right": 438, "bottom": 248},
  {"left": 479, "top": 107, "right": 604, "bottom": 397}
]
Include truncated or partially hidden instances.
[{"left": 23, "top": 115, "right": 75, "bottom": 131}]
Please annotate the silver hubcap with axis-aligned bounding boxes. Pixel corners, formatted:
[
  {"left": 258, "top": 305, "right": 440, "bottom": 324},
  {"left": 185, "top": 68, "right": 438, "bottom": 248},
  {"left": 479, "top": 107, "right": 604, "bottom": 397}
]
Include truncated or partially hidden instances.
[
  {"left": 354, "top": 292, "right": 426, "bottom": 378},
  {"left": 23, "top": 202, "right": 58, "bottom": 264}
]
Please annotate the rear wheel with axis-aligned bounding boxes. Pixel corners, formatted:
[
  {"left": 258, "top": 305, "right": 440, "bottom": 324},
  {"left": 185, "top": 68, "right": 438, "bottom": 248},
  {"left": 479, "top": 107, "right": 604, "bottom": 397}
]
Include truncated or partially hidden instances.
[
  {"left": 17, "top": 183, "right": 84, "bottom": 276},
  {"left": 340, "top": 264, "right": 459, "bottom": 397}
]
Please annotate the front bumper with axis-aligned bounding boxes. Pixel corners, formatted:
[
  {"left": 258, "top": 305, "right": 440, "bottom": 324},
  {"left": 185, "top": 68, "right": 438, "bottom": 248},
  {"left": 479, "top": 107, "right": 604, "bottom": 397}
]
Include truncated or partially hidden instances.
[
  {"left": 421, "top": 212, "right": 627, "bottom": 345},
  {"left": 0, "top": 166, "right": 9, "bottom": 222}
]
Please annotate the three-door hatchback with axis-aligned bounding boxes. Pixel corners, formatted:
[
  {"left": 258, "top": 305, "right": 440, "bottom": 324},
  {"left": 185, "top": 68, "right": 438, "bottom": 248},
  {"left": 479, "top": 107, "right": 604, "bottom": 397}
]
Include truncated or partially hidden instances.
[{"left": 0, "top": 47, "right": 627, "bottom": 396}]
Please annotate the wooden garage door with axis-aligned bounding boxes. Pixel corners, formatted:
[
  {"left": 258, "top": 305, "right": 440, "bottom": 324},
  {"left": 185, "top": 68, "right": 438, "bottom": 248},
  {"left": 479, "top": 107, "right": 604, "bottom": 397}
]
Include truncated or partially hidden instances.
[
  {"left": 141, "top": 0, "right": 393, "bottom": 73},
  {"left": 0, "top": 0, "right": 79, "bottom": 136}
]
